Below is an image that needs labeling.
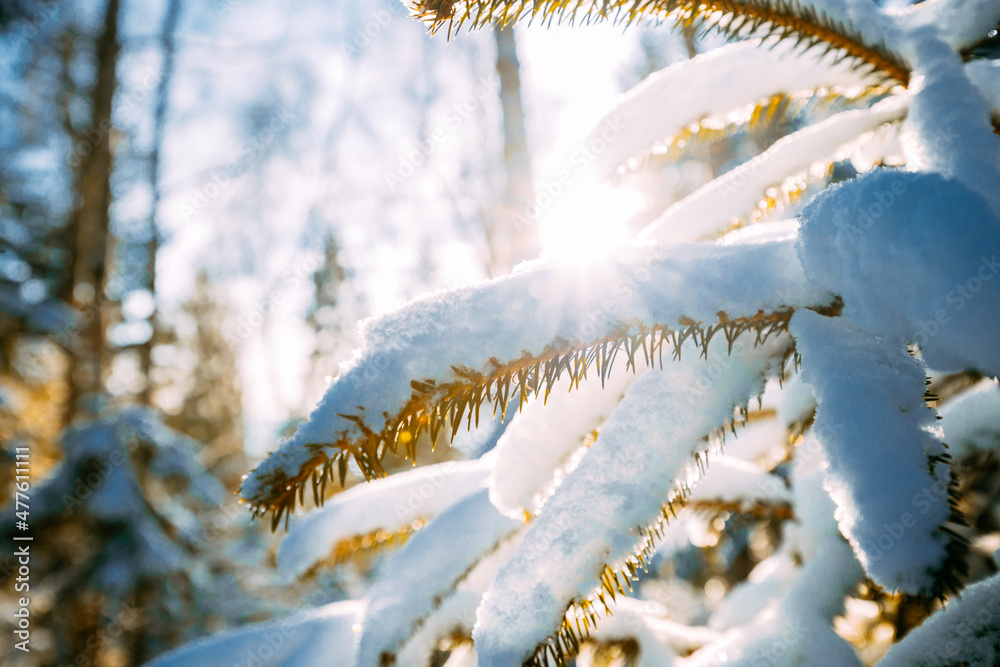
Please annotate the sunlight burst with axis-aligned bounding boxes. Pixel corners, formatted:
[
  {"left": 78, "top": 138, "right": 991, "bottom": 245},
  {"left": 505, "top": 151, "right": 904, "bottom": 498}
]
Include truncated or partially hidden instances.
[{"left": 538, "top": 183, "right": 644, "bottom": 264}]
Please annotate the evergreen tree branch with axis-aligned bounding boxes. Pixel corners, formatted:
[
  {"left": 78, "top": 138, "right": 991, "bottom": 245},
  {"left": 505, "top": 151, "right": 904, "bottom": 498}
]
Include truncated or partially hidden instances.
[{"left": 406, "top": 0, "right": 911, "bottom": 84}]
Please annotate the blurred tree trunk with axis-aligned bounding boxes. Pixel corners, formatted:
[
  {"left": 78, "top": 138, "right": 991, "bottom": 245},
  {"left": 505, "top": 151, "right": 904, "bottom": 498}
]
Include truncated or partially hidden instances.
[
  {"left": 489, "top": 25, "right": 538, "bottom": 275},
  {"left": 139, "top": 0, "right": 181, "bottom": 404},
  {"left": 65, "top": 0, "right": 120, "bottom": 421}
]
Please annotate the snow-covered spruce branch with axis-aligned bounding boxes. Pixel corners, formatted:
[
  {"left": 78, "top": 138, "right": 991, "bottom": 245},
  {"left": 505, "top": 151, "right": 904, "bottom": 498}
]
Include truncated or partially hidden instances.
[
  {"left": 404, "top": 0, "right": 911, "bottom": 83},
  {"left": 477, "top": 333, "right": 795, "bottom": 666},
  {"left": 240, "top": 237, "right": 834, "bottom": 526},
  {"left": 639, "top": 94, "right": 911, "bottom": 243},
  {"left": 210, "top": 5, "right": 1000, "bottom": 666},
  {"left": 573, "top": 36, "right": 892, "bottom": 185}
]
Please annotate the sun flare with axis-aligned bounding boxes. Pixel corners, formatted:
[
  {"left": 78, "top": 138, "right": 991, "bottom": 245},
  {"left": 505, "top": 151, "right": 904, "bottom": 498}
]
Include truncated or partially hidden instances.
[{"left": 538, "top": 183, "right": 645, "bottom": 264}]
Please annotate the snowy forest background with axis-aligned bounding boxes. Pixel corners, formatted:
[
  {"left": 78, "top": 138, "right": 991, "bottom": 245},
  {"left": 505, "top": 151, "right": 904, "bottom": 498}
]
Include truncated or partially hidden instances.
[{"left": 1, "top": 0, "right": 999, "bottom": 666}]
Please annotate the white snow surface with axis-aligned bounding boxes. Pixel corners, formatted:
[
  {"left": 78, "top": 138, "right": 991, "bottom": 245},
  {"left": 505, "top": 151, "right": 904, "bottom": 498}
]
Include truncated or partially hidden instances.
[
  {"left": 966, "top": 58, "right": 1000, "bottom": 112},
  {"left": 578, "top": 37, "right": 881, "bottom": 183},
  {"left": 244, "top": 238, "right": 831, "bottom": 506},
  {"left": 472, "top": 333, "right": 792, "bottom": 665},
  {"left": 395, "top": 531, "right": 525, "bottom": 666},
  {"left": 277, "top": 457, "right": 493, "bottom": 580},
  {"left": 688, "top": 456, "right": 791, "bottom": 505},
  {"left": 641, "top": 96, "right": 909, "bottom": 244},
  {"left": 489, "top": 359, "right": 641, "bottom": 519},
  {"left": 879, "top": 570, "right": 1000, "bottom": 666},
  {"left": 888, "top": 0, "right": 1000, "bottom": 53},
  {"left": 686, "top": 539, "right": 861, "bottom": 667},
  {"left": 791, "top": 310, "right": 952, "bottom": 594},
  {"left": 797, "top": 168, "right": 1000, "bottom": 377},
  {"left": 939, "top": 379, "right": 1000, "bottom": 457},
  {"left": 146, "top": 599, "right": 363, "bottom": 667},
  {"left": 204, "top": 7, "right": 1000, "bottom": 666},
  {"left": 801, "top": 0, "right": 903, "bottom": 51},
  {"left": 901, "top": 33, "right": 1000, "bottom": 213},
  {"left": 780, "top": 432, "right": 846, "bottom": 565},
  {"left": 356, "top": 488, "right": 521, "bottom": 664}
]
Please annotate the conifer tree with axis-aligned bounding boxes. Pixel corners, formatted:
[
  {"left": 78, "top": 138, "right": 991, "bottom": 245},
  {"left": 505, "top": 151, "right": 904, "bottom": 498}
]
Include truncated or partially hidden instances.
[{"left": 161, "top": 1, "right": 1000, "bottom": 665}]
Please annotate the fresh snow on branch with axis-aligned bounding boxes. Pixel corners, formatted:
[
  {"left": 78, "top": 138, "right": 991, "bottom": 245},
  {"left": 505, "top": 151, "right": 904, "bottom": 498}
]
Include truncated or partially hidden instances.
[
  {"left": 147, "top": 600, "right": 364, "bottom": 667},
  {"left": 472, "top": 333, "right": 792, "bottom": 664},
  {"left": 640, "top": 97, "right": 909, "bottom": 243},
  {"left": 242, "top": 238, "right": 830, "bottom": 509},
  {"left": 277, "top": 457, "right": 493, "bottom": 580},
  {"left": 577, "top": 38, "right": 883, "bottom": 184},
  {"left": 790, "top": 310, "right": 957, "bottom": 595},
  {"left": 879, "top": 570, "right": 1000, "bottom": 666},
  {"left": 489, "top": 360, "right": 641, "bottom": 519}
]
